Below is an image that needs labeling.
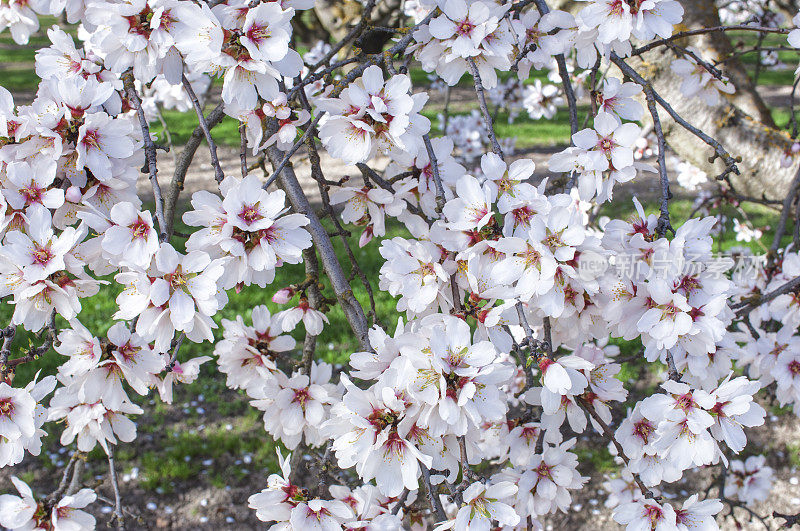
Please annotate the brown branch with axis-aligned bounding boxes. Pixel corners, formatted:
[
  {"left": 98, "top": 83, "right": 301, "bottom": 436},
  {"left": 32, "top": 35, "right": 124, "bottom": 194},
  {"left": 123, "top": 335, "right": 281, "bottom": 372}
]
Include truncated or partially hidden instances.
[
  {"left": 644, "top": 84, "right": 673, "bottom": 237},
  {"left": 734, "top": 275, "right": 800, "bottom": 317},
  {"left": 770, "top": 164, "right": 800, "bottom": 257},
  {"left": 631, "top": 24, "right": 790, "bottom": 57},
  {"left": 578, "top": 398, "right": 655, "bottom": 500},
  {"left": 239, "top": 122, "right": 248, "bottom": 178},
  {"left": 611, "top": 53, "right": 740, "bottom": 181},
  {"left": 422, "top": 134, "right": 446, "bottom": 213},
  {"left": 355, "top": 163, "right": 425, "bottom": 218},
  {"left": 301, "top": 246, "right": 321, "bottom": 376},
  {"left": 774, "top": 510, "right": 800, "bottom": 528},
  {"left": 532, "top": 0, "right": 577, "bottom": 135},
  {"left": 420, "top": 463, "right": 447, "bottom": 522},
  {"left": 2, "top": 311, "right": 57, "bottom": 379},
  {"left": 263, "top": 111, "right": 327, "bottom": 189}
]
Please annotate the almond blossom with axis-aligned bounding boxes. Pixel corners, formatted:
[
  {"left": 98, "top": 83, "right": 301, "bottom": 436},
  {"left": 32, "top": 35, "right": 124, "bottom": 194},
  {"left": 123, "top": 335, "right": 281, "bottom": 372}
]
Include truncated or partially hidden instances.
[
  {"left": 319, "top": 65, "right": 426, "bottom": 164},
  {"left": 437, "top": 481, "right": 519, "bottom": 530},
  {"left": 114, "top": 243, "right": 226, "bottom": 351},
  {"left": 671, "top": 51, "right": 735, "bottom": 106},
  {"left": 184, "top": 175, "right": 312, "bottom": 289}
]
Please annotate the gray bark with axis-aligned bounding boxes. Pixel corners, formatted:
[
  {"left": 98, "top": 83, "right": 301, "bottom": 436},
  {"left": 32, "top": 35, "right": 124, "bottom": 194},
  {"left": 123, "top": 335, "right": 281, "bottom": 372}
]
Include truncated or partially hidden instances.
[{"left": 627, "top": 0, "right": 796, "bottom": 200}]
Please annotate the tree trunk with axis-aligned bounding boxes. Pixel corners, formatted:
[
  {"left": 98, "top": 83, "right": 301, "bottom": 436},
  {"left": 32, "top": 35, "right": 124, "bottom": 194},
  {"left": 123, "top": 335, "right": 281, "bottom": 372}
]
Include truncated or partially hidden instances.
[
  {"left": 626, "top": 0, "right": 796, "bottom": 200},
  {"left": 313, "top": 0, "right": 404, "bottom": 53}
]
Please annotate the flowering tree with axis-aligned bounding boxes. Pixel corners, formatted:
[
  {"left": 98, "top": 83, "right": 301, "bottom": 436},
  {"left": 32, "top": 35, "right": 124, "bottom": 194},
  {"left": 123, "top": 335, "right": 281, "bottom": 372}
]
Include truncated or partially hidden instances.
[{"left": 2, "top": 0, "right": 800, "bottom": 528}]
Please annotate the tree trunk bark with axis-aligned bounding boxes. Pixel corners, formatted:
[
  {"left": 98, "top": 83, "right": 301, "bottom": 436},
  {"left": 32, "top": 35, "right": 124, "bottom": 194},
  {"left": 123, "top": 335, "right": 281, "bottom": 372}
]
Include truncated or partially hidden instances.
[{"left": 626, "top": 0, "right": 795, "bottom": 200}]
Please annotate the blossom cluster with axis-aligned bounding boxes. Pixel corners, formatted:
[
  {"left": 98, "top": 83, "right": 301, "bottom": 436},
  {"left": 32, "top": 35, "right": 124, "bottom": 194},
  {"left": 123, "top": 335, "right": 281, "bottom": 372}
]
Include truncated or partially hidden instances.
[{"left": 0, "top": 0, "right": 796, "bottom": 529}]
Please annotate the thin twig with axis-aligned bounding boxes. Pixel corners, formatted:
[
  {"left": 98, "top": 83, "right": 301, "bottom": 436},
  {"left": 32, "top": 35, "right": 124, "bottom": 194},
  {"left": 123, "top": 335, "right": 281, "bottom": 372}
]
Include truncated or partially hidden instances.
[
  {"left": 263, "top": 111, "right": 326, "bottom": 189},
  {"left": 533, "top": 0, "right": 577, "bottom": 135},
  {"left": 108, "top": 448, "right": 125, "bottom": 530},
  {"left": 467, "top": 58, "right": 503, "bottom": 157},
  {"left": 631, "top": 24, "right": 790, "bottom": 57},
  {"left": 643, "top": 85, "right": 673, "bottom": 237},
  {"left": 579, "top": 398, "right": 655, "bottom": 500},
  {"left": 122, "top": 72, "right": 167, "bottom": 241},
  {"left": 391, "top": 489, "right": 410, "bottom": 515},
  {"left": 423, "top": 134, "right": 446, "bottom": 213},
  {"left": 48, "top": 451, "right": 80, "bottom": 502},
  {"left": 770, "top": 164, "right": 800, "bottom": 257},
  {"left": 182, "top": 73, "right": 224, "bottom": 183},
  {"left": 164, "top": 103, "right": 225, "bottom": 238},
  {"left": 420, "top": 463, "right": 447, "bottom": 522},
  {"left": 239, "top": 122, "right": 248, "bottom": 178},
  {"left": 734, "top": 275, "right": 800, "bottom": 317},
  {"left": 611, "top": 54, "right": 740, "bottom": 180},
  {"left": 3, "top": 311, "right": 57, "bottom": 378}
]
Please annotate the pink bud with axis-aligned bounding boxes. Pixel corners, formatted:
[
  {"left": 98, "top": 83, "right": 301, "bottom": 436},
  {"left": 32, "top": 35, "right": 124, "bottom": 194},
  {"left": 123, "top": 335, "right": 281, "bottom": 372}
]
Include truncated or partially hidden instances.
[
  {"left": 358, "top": 225, "right": 374, "bottom": 248},
  {"left": 65, "top": 186, "right": 82, "bottom": 203},
  {"left": 272, "top": 287, "right": 294, "bottom": 304},
  {"left": 792, "top": 143, "right": 800, "bottom": 153}
]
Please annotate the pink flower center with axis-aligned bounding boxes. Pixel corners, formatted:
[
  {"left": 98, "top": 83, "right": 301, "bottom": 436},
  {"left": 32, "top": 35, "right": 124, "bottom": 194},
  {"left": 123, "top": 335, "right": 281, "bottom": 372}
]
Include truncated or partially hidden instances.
[
  {"left": 521, "top": 425, "right": 539, "bottom": 441},
  {"left": 633, "top": 418, "right": 655, "bottom": 443},
  {"left": 247, "top": 23, "right": 271, "bottom": 44},
  {"left": 384, "top": 431, "right": 407, "bottom": 454},
  {"left": 512, "top": 206, "right": 534, "bottom": 226},
  {"left": 456, "top": 19, "right": 476, "bottom": 36},
  {"left": 644, "top": 503, "right": 664, "bottom": 525},
  {"left": 599, "top": 137, "right": 615, "bottom": 154},
  {"left": 238, "top": 204, "right": 263, "bottom": 226},
  {"left": 674, "top": 392, "right": 697, "bottom": 412},
  {"left": 131, "top": 217, "right": 151, "bottom": 240},
  {"left": 32, "top": 245, "right": 54, "bottom": 266},
  {"left": 609, "top": 0, "right": 625, "bottom": 16},
  {"left": 293, "top": 387, "right": 310, "bottom": 407},
  {"left": 81, "top": 128, "right": 101, "bottom": 149},
  {"left": 117, "top": 341, "right": 139, "bottom": 362},
  {"left": 20, "top": 184, "right": 43, "bottom": 204},
  {"left": 0, "top": 398, "right": 15, "bottom": 417},
  {"left": 125, "top": 7, "right": 154, "bottom": 38},
  {"left": 535, "top": 461, "right": 553, "bottom": 480}
]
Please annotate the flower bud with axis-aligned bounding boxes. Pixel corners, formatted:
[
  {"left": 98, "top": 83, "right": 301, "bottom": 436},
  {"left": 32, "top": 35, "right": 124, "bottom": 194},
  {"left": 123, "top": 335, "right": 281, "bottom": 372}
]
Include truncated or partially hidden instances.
[
  {"left": 272, "top": 287, "right": 294, "bottom": 304},
  {"left": 65, "top": 186, "right": 82, "bottom": 203}
]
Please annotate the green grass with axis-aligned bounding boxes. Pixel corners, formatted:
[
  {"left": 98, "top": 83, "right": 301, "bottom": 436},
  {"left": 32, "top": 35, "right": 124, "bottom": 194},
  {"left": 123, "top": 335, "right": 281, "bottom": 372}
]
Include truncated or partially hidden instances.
[
  {"left": 752, "top": 68, "right": 795, "bottom": 86},
  {"left": 137, "top": 417, "right": 275, "bottom": 493},
  {"left": 495, "top": 107, "right": 584, "bottom": 147},
  {"left": 575, "top": 445, "right": 617, "bottom": 474},
  {"left": 153, "top": 109, "right": 240, "bottom": 147},
  {"left": 788, "top": 443, "right": 800, "bottom": 468},
  {"left": 409, "top": 65, "right": 553, "bottom": 89},
  {"left": 0, "top": 46, "right": 37, "bottom": 64},
  {"left": 0, "top": 68, "right": 41, "bottom": 93},
  {"left": 724, "top": 30, "right": 800, "bottom": 86}
]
